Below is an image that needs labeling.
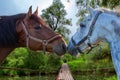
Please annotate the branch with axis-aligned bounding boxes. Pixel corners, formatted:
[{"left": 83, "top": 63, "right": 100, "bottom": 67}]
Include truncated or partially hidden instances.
[{"left": 54, "top": 16, "right": 60, "bottom": 31}]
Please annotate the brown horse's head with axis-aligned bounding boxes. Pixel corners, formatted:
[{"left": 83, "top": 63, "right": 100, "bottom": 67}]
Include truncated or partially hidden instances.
[{"left": 16, "top": 6, "right": 66, "bottom": 55}]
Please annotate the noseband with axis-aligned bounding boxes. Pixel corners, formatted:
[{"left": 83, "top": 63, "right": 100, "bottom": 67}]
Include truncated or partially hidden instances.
[
  {"left": 21, "top": 21, "right": 61, "bottom": 54},
  {"left": 72, "top": 11, "right": 103, "bottom": 53}
]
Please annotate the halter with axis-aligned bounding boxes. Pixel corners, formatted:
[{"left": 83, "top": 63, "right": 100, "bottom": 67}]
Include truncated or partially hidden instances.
[
  {"left": 21, "top": 21, "right": 61, "bottom": 54},
  {"left": 71, "top": 11, "right": 103, "bottom": 54}
]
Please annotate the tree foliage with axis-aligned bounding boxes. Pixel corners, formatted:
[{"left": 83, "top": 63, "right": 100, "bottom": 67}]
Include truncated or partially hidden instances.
[
  {"left": 101, "top": 0, "right": 120, "bottom": 9},
  {"left": 75, "top": 0, "right": 120, "bottom": 23},
  {"left": 41, "top": 0, "right": 71, "bottom": 40}
]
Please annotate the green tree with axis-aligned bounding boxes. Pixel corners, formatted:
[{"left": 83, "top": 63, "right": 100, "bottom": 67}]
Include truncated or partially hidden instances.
[
  {"left": 41, "top": 0, "right": 71, "bottom": 41},
  {"left": 100, "top": 0, "right": 120, "bottom": 9}
]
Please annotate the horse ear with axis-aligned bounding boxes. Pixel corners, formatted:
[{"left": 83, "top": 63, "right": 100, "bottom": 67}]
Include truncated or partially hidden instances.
[
  {"left": 88, "top": 6, "right": 94, "bottom": 15},
  {"left": 26, "top": 6, "right": 32, "bottom": 17},
  {"left": 33, "top": 7, "right": 38, "bottom": 16}
]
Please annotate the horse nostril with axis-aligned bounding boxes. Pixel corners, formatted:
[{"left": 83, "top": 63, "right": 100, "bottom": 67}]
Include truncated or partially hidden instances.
[
  {"left": 80, "top": 23, "right": 85, "bottom": 27},
  {"left": 62, "top": 44, "right": 67, "bottom": 51}
]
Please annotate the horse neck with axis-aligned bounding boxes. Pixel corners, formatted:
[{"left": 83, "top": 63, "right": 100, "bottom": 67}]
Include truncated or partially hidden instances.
[
  {"left": 0, "top": 47, "right": 15, "bottom": 65},
  {"left": 109, "top": 39, "right": 120, "bottom": 79},
  {"left": 110, "top": 39, "right": 120, "bottom": 55},
  {"left": 96, "top": 13, "right": 120, "bottom": 79}
]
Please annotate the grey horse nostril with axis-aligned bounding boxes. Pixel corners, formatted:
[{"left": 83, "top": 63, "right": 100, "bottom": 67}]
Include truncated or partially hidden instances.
[{"left": 80, "top": 23, "right": 85, "bottom": 27}]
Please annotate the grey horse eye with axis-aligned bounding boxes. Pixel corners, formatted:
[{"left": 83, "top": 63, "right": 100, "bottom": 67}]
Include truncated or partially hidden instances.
[{"left": 88, "top": 19, "right": 91, "bottom": 21}]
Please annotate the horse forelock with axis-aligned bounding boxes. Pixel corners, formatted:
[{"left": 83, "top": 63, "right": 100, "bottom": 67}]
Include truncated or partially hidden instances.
[
  {"left": 30, "top": 15, "right": 48, "bottom": 27},
  {"left": 0, "top": 14, "right": 26, "bottom": 47}
]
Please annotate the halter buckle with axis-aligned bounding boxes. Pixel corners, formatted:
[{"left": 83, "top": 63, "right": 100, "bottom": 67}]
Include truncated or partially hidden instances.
[{"left": 42, "top": 40, "right": 48, "bottom": 46}]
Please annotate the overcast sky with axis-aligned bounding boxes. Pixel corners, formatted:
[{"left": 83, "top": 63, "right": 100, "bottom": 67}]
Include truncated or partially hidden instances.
[{"left": 0, "top": 0, "right": 79, "bottom": 38}]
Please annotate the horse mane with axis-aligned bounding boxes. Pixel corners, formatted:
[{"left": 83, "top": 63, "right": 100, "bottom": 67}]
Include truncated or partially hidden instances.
[
  {"left": 97, "top": 7, "right": 120, "bottom": 17},
  {"left": 0, "top": 14, "right": 25, "bottom": 47}
]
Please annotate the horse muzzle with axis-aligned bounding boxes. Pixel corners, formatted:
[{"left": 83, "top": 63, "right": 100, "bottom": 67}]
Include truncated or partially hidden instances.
[
  {"left": 54, "top": 43, "right": 67, "bottom": 56},
  {"left": 67, "top": 41, "right": 79, "bottom": 56}
]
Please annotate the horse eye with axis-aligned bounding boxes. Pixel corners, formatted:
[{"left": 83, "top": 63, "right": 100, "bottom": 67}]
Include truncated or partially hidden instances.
[
  {"left": 88, "top": 19, "right": 91, "bottom": 21},
  {"left": 34, "top": 25, "right": 41, "bottom": 29}
]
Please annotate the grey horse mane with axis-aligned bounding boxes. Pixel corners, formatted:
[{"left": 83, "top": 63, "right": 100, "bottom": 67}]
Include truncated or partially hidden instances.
[{"left": 97, "top": 7, "right": 120, "bottom": 17}]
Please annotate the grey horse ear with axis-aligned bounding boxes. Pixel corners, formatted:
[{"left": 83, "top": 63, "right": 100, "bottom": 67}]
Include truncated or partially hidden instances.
[{"left": 88, "top": 6, "right": 94, "bottom": 15}]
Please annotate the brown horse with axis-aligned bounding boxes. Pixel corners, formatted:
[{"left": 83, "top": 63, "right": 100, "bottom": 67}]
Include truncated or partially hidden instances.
[{"left": 0, "top": 6, "right": 66, "bottom": 64}]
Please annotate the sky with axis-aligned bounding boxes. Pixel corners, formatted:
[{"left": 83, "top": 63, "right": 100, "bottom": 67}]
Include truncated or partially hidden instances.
[{"left": 0, "top": 0, "right": 79, "bottom": 38}]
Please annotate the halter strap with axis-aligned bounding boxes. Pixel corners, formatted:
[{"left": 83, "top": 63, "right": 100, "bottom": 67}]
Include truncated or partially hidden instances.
[
  {"left": 72, "top": 11, "right": 103, "bottom": 53},
  {"left": 21, "top": 21, "right": 61, "bottom": 54}
]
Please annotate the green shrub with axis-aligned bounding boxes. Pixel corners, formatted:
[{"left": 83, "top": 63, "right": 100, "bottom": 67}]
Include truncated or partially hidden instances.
[
  {"left": 1, "top": 48, "right": 28, "bottom": 76},
  {"left": 61, "top": 53, "right": 76, "bottom": 63},
  {"left": 45, "top": 54, "right": 61, "bottom": 72},
  {"left": 105, "top": 75, "right": 117, "bottom": 80}
]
